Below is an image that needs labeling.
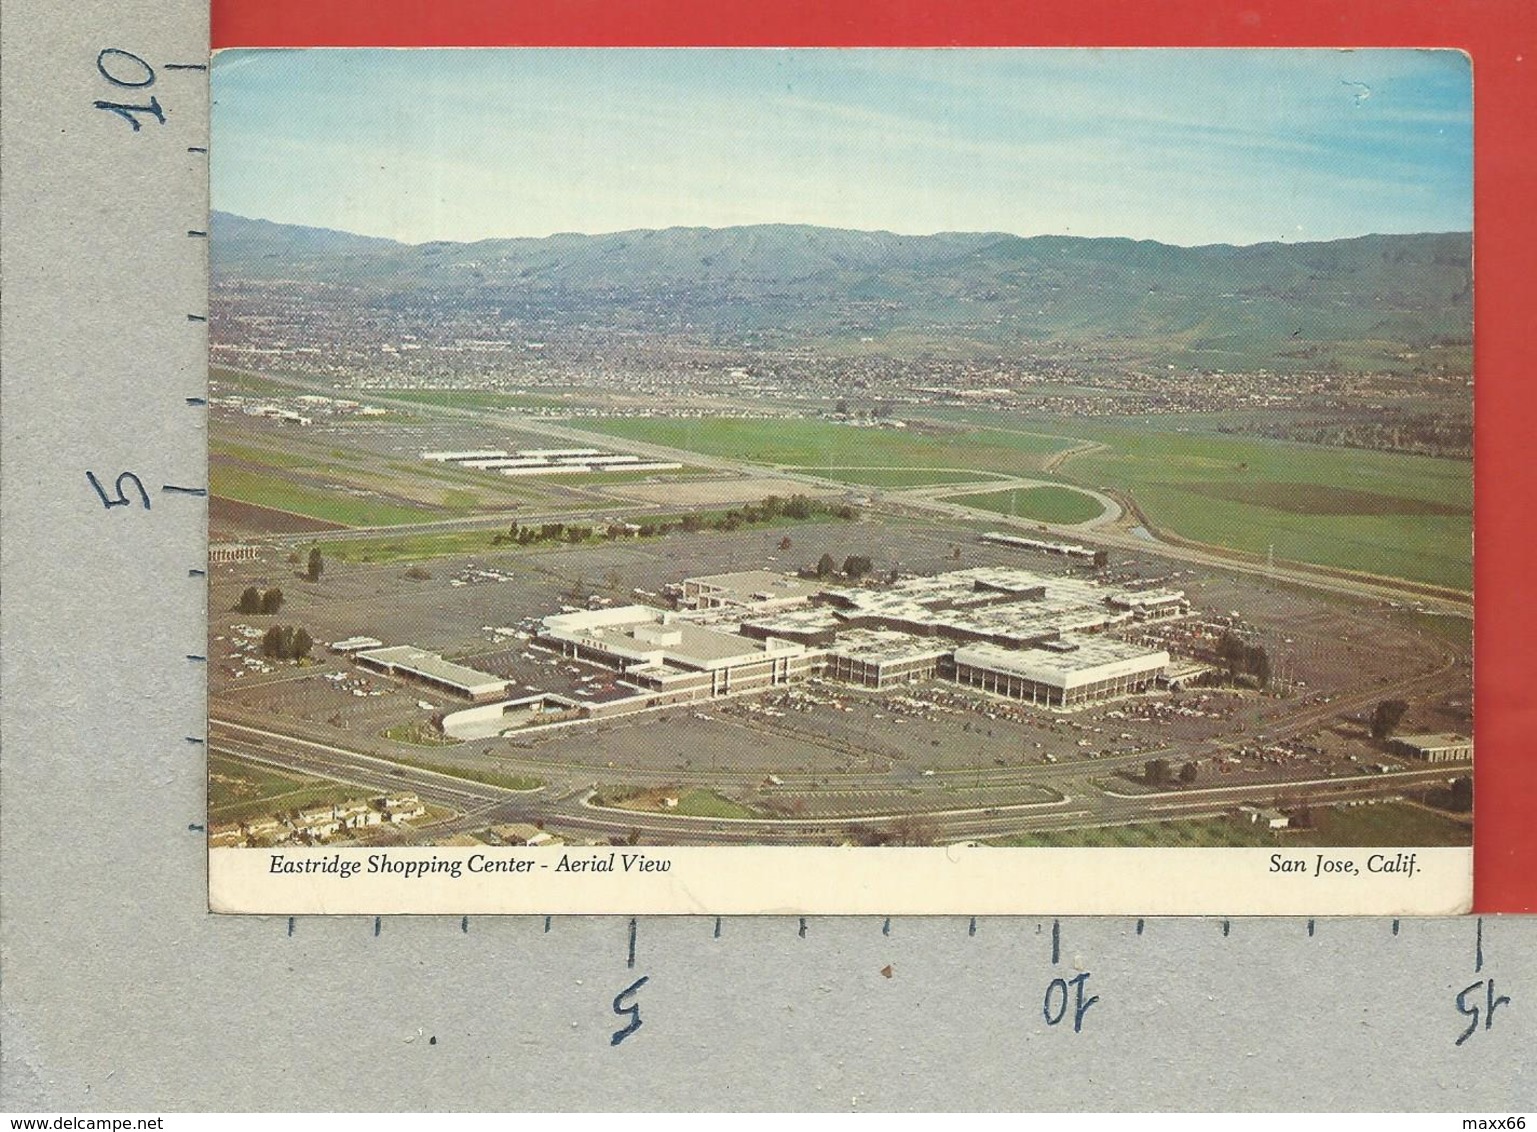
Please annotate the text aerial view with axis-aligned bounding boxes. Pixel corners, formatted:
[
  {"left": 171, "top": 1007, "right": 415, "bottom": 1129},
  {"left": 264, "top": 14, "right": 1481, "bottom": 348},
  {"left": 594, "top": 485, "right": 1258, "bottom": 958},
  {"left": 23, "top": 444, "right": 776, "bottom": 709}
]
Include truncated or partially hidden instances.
[{"left": 206, "top": 49, "right": 1473, "bottom": 854}]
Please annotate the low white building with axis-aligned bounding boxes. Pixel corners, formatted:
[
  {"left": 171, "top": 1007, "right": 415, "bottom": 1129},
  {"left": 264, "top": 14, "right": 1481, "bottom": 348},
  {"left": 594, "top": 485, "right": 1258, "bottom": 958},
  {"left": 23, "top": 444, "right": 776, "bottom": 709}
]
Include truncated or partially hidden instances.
[{"left": 950, "top": 637, "right": 1170, "bottom": 708}]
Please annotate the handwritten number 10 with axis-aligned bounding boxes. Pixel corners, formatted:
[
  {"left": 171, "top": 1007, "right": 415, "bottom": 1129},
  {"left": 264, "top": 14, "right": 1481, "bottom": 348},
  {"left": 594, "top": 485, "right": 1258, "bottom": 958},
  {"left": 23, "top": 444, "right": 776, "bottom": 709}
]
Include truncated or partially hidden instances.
[{"left": 94, "top": 49, "right": 164, "bottom": 131}]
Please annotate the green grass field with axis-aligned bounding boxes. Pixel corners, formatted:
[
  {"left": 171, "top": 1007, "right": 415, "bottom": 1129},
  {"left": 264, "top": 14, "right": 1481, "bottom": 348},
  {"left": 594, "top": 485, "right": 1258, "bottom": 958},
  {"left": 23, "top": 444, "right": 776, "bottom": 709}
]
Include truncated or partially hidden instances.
[
  {"left": 603, "top": 787, "right": 759, "bottom": 819},
  {"left": 787, "top": 467, "right": 1011, "bottom": 488},
  {"left": 322, "top": 531, "right": 514, "bottom": 564},
  {"left": 945, "top": 484, "right": 1105, "bottom": 524},
  {"left": 382, "top": 722, "right": 462, "bottom": 747},
  {"left": 994, "top": 802, "right": 1469, "bottom": 847},
  {"left": 1023, "top": 418, "right": 1472, "bottom": 590},
  {"left": 208, "top": 753, "right": 361, "bottom": 824},
  {"left": 386, "top": 756, "right": 543, "bottom": 792},
  {"left": 577, "top": 412, "right": 1470, "bottom": 591},
  {"left": 209, "top": 467, "right": 443, "bottom": 527},
  {"left": 572, "top": 418, "right": 1074, "bottom": 472}
]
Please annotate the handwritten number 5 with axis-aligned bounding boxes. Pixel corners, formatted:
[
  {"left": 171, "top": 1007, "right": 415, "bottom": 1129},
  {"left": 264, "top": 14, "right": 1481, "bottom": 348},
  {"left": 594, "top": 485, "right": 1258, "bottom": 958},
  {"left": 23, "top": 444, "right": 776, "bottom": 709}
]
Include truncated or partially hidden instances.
[
  {"left": 610, "top": 976, "right": 649, "bottom": 1046},
  {"left": 88, "top": 470, "right": 150, "bottom": 510}
]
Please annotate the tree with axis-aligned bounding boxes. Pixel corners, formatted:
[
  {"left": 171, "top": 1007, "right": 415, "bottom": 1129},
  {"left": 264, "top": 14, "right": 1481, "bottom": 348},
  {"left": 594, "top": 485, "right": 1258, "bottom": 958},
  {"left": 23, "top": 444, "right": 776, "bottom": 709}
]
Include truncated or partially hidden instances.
[
  {"left": 778, "top": 536, "right": 793, "bottom": 551},
  {"left": 1178, "top": 761, "right": 1199, "bottom": 785},
  {"left": 237, "top": 586, "right": 262, "bottom": 614},
  {"left": 1448, "top": 776, "right": 1473, "bottom": 812},
  {"left": 261, "top": 626, "right": 283, "bottom": 658},
  {"left": 291, "top": 627, "right": 313, "bottom": 660},
  {"left": 1370, "top": 699, "right": 1409, "bottom": 741},
  {"left": 259, "top": 587, "right": 284, "bottom": 614},
  {"left": 815, "top": 552, "right": 838, "bottom": 578},
  {"left": 1092, "top": 549, "right": 1110, "bottom": 570},
  {"left": 306, "top": 548, "right": 324, "bottom": 582},
  {"left": 843, "top": 555, "right": 873, "bottom": 579},
  {"left": 1144, "top": 758, "right": 1171, "bottom": 787}
]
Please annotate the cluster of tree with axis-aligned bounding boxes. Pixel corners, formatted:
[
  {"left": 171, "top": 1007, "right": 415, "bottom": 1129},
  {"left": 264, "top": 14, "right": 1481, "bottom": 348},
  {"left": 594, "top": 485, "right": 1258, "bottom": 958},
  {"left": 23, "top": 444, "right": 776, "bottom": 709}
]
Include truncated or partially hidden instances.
[
  {"left": 813, "top": 553, "right": 875, "bottom": 579},
  {"left": 1214, "top": 631, "right": 1272, "bottom": 688},
  {"left": 305, "top": 548, "right": 323, "bottom": 582},
  {"left": 845, "top": 814, "right": 938, "bottom": 846},
  {"left": 260, "top": 624, "right": 313, "bottom": 661},
  {"left": 1369, "top": 699, "right": 1409, "bottom": 741},
  {"left": 1142, "top": 759, "right": 1200, "bottom": 787},
  {"left": 495, "top": 495, "right": 858, "bottom": 551},
  {"left": 236, "top": 586, "right": 284, "bottom": 614},
  {"left": 497, "top": 521, "right": 598, "bottom": 546}
]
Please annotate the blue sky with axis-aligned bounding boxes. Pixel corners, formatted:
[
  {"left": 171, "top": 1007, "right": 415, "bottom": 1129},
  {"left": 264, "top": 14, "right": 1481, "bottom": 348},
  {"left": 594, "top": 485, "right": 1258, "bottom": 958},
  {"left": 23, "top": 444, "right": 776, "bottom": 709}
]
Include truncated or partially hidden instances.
[{"left": 211, "top": 48, "right": 1471, "bottom": 246}]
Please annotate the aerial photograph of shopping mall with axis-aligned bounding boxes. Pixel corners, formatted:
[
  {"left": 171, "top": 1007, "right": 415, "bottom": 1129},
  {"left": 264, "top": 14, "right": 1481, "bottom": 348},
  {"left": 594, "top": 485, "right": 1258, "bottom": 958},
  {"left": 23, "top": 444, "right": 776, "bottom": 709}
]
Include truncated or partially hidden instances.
[{"left": 205, "top": 47, "right": 1473, "bottom": 853}]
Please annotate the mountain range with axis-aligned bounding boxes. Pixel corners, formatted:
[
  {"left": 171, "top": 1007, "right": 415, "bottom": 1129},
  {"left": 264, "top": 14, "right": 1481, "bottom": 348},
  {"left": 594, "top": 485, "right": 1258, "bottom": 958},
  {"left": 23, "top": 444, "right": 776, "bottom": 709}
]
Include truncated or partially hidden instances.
[{"left": 211, "top": 211, "right": 1472, "bottom": 371}]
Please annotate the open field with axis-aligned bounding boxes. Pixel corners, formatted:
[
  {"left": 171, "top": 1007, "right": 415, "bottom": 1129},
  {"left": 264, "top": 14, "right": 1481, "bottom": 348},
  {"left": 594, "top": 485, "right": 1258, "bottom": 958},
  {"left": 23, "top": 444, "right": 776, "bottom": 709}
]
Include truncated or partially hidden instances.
[
  {"left": 387, "top": 756, "right": 543, "bottom": 792},
  {"left": 210, "top": 466, "right": 444, "bottom": 527},
  {"left": 994, "top": 802, "right": 1470, "bottom": 848},
  {"left": 209, "top": 496, "right": 347, "bottom": 534},
  {"left": 601, "top": 787, "right": 761, "bottom": 820},
  {"left": 787, "top": 467, "right": 1011, "bottom": 488},
  {"left": 323, "top": 531, "right": 524, "bottom": 564},
  {"left": 1178, "top": 481, "right": 1468, "bottom": 518},
  {"left": 208, "top": 752, "right": 360, "bottom": 823},
  {"left": 603, "top": 476, "right": 840, "bottom": 506},
  {"left": 945, "top": 484, "right": 1105, "bottom": 524},
  {"left": 572, "top": 417, "right": 1074, "bottom": 472},
  {"left": 578, "top": 411, "right": 1471, "bottom": 591}
]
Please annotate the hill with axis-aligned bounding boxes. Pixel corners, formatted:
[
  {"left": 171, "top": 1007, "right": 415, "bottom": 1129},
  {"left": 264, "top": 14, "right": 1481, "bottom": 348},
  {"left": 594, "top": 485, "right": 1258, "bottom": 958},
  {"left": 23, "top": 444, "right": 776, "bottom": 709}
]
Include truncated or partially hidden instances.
[{"left": 211, "top": 212, "right": 1472, "bottom": 371}]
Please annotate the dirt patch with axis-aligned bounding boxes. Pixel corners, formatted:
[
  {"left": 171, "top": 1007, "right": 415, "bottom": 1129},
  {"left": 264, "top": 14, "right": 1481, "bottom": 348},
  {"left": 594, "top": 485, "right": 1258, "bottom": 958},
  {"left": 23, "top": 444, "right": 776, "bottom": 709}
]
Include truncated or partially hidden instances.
[
  {"left": 1178, "top": 481, "right": 1468, "bottom": 517},
  {"left": 601, "top": 476, "right": 843, "bottom": 506},
  {"left": 210, "top": 495, "right": 347, "bottom": 536}
]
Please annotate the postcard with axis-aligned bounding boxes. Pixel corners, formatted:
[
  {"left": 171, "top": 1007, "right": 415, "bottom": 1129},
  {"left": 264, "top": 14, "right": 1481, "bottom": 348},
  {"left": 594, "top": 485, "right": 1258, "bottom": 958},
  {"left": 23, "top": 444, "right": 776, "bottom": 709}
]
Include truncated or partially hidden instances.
[{"left": 205, "top": 48, "right": 1473, "bottom": 914}]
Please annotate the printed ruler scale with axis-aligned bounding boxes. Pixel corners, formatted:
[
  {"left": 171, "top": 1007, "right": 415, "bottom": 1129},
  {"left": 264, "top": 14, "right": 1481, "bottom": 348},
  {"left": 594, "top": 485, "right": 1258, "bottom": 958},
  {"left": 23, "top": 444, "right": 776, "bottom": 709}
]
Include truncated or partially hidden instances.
[{"left": 1, "top": 0, "right": 1532, "bottom": 1112}]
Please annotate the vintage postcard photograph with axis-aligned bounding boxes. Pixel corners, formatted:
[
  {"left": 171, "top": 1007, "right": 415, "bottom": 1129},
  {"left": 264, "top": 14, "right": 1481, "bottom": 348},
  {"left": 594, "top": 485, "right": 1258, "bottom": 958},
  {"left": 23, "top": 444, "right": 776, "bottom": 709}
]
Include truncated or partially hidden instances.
[{"left": 206, "top": 48, "right": 1473, "bottom": 914}]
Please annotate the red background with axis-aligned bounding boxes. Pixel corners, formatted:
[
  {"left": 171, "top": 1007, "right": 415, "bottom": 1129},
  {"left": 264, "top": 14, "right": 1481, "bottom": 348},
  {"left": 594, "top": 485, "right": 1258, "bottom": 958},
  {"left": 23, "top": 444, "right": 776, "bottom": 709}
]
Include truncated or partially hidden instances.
[{"left": 210, "top": 0, "right": 1537, "bottom": 913}]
